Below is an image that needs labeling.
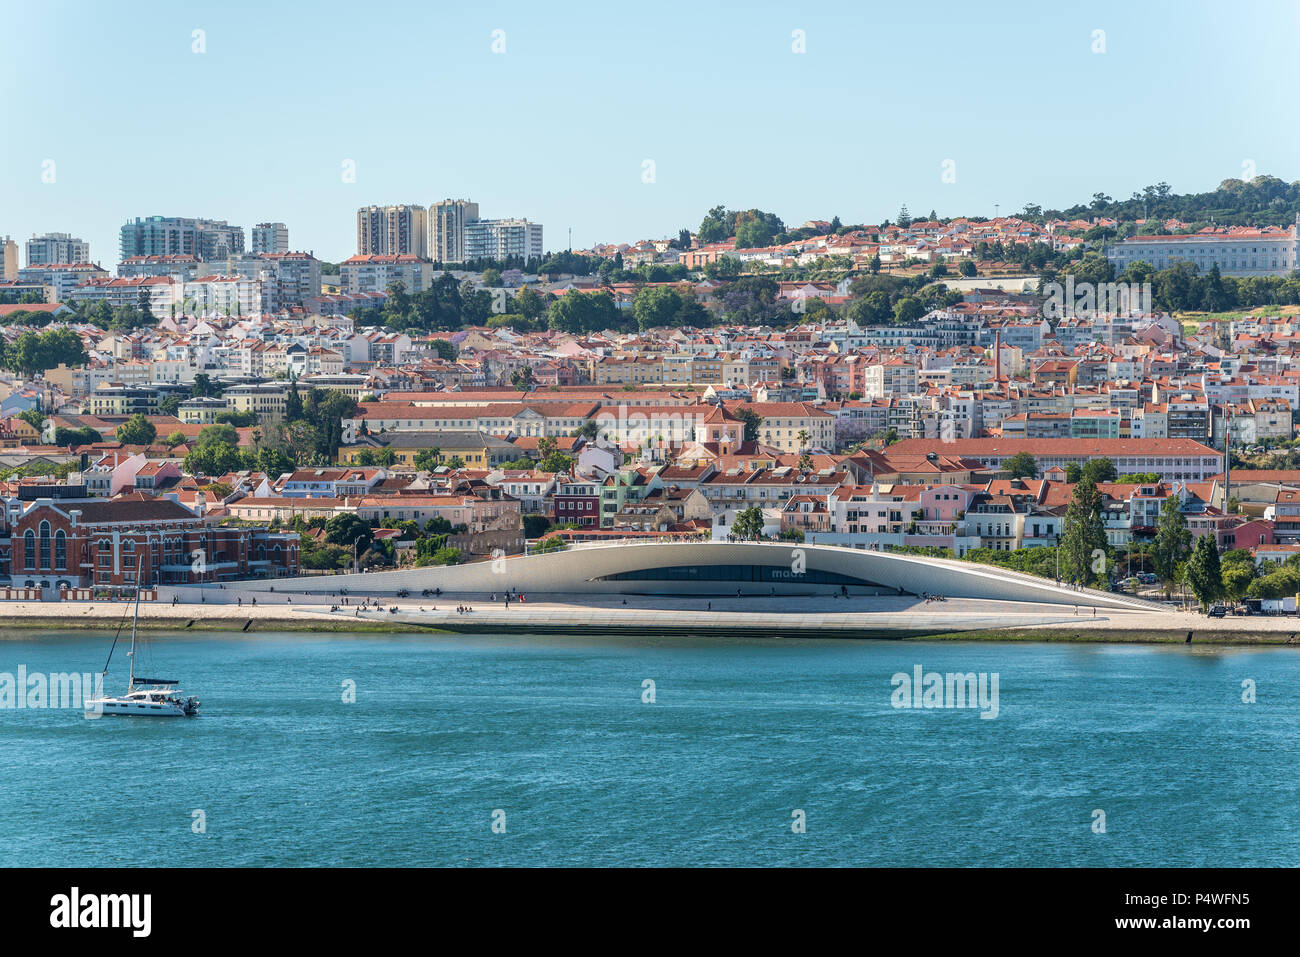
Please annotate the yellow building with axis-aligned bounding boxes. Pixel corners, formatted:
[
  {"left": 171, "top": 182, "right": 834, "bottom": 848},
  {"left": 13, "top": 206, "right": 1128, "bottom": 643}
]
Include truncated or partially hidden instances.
[{"left": 338, "top": 430, "right": 518, "bottom": 468}]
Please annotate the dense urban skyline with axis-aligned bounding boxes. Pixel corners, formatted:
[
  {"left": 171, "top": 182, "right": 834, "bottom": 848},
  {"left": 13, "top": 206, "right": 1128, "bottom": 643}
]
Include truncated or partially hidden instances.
[{"left": 3, "top": 0, "right": 1298, "bottom": 264}]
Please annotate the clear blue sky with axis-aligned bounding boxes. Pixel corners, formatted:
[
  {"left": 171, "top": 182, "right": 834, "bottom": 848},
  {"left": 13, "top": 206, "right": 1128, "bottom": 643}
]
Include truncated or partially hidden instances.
[{"left": 2, "top": 0, "right": 1297, "bottom": 266}]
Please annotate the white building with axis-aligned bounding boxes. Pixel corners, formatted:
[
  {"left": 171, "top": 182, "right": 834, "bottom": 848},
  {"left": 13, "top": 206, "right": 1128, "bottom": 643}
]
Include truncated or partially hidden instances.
[
  {"left": 1107, "top": 219, "right": 1299, "bottom": 277},
  {"left": 251, "top": 222, "right": 289, "bottom": 254},
  {"left": 26, "top": 232, "right": 90, "bottom": 267}
]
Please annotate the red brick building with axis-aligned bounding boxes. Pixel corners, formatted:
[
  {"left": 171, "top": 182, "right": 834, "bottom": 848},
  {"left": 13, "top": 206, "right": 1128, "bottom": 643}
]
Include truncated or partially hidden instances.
[
  {"left": 5, "top": 497, "right": 298, "bottom": 594},
  {"left": 553, "top": 477, "right": 600, "bottom": 526}
]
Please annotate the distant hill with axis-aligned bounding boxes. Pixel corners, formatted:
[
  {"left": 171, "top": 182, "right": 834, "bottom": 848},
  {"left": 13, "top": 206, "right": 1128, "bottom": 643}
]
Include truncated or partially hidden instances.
[{"left": 1043, "top": 175, "right": 1300, "bottom": 229}]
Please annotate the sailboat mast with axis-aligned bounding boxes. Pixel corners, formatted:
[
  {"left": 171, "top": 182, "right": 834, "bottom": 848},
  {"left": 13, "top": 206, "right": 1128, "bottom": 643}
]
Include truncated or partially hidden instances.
[{"left": 128, "top": 580, "right": 142, "bottom": 693}]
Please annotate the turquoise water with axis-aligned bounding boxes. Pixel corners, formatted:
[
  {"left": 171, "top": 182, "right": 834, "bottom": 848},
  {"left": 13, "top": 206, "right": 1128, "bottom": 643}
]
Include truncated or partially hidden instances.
[{"left": 1, "top": 631, "right": 1297, "bottom": 867}]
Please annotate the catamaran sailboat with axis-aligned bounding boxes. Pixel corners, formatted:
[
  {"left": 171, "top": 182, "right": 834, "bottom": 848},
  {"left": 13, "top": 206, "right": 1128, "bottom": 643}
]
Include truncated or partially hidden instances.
[{"left": 86, "top": 583, "right": 199, "bottom": 718}]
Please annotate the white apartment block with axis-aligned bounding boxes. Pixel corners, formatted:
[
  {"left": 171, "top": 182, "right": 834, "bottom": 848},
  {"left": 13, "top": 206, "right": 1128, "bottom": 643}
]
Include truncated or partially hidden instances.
[
  {"left": 340, "top": 254, "right": 433, "bottom": 295},
  {"left": 25, "top": 232, "right": 90, "bottom": 267},
  {"left": 1107, "top": 219, "right": 1299, "bottom": 277},
  {"left": 17, "top": 262, "right": 110, "bottom": 300},
  {"left": 462, "top": 218, "right": 544, "bottom": 264},
  {"left": 251, "top": 222, "right": 289, "bottom": 254},
  {"left": 356, "top": 205, "right": 428, "bottom": 258},
  {"left": 429, "top": 199, "right": 479, "bottom": 263}
]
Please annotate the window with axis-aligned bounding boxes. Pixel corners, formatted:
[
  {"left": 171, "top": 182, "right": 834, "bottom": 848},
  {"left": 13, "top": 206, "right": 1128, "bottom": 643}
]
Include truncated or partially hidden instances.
[
  {"left": 38, "top": 521, "right": 50, "bottom": 570},
  {"left": 55, "top": 530, "right": 66, "bottom": 571},
  {"left": 24, "top": 530, "right": 35, "bottom": 570}
]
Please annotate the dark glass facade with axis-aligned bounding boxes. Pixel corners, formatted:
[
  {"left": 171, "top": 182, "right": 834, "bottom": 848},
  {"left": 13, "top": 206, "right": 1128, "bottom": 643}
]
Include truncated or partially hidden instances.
[{"left": 596, "top": 564, "right": 880, "bottom": 586}]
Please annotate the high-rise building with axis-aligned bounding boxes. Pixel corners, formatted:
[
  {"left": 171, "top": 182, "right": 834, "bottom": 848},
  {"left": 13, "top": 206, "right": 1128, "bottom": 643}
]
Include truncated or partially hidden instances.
[
  {"left": 462, "top": 218, "right": 545, "bottom": 264},
  {"left": 0, "top": 236, "right": 17, "bottom": 280},
  {"left": 119, "top": 216, "right": 245, "bottom": 262},
  {"left": 26, "top": 232, "right": 90, "bottom": 267},
  {"left": 429, "top": 199, "right": 480, "bottom": 263},
  {"left": 251, "top": 222, "right": 289, "bottom": 255},
  {"left": 356, "top": 205, "right": 428, "bottom": 258}
]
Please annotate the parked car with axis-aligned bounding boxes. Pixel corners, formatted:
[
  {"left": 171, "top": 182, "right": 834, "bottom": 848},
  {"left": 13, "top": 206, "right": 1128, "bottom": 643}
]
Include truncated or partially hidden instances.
[{"left": 1207, "top": 604, "right": 1227, "bottom": 618}]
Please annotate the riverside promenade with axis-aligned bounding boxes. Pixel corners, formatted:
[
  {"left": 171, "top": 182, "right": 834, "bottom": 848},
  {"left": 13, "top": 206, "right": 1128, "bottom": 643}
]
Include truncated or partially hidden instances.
[{"left": 3, "top": 593, "right": 1300, "bottom": 643}]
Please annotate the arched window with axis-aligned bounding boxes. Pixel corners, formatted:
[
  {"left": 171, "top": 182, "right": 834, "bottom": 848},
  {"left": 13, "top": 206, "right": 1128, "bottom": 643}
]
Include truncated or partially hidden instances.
[
  {"left": 38, "top": 521, "right": 50, "bottom": 569},
  {"left": 54, "top": 530, "right": 66, "bottom": 571},
  {"left": 122, "top": 539, "right": 135, "bottom": 552},
  {"left": 23, "top": 530, "right": 35, "bottom": 570}
]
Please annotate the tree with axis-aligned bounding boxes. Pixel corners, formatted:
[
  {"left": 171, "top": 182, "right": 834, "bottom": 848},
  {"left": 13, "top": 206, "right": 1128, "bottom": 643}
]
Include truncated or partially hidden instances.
[
  {"left": 1059, "top": 477, "right": 1107, "bottom": 585},
  {"left": 632, "top": 285, "right": 686, "bottom": 331},
  {"left": 1185, "top": 535, "right": 1224, "bottom": 610},
  {"left": 547, "top": 290, "right": 620, "bottom": 334},
  {"left": 1080, "top": 458, "right": 1117, "bottom": 484},
  {"left": 115, "top": 413, "right": 157, "bottom": 446},
  {"left": 324, "top": 513, "right": 372, "bottom": 554},
  {"left": 698, "top": 205, "right": 730, "bottom": 244},
  {"left": 732, "top": 505, "right": 765, "bottom": 541},
  {"left": 195, "top": 423, "right": 239, "bottom": 448},
  {"left": 959, "top": 259, "right": 978, "bottom": 277},
  {"left": 412, "top": 447, "right": 442, "bottom": 471},
  {"left": 1150, "top": 495, "right": 1192, "bottom": 597},
  {"left": 539, "top": 451, "right": 573, "bottom": 473},
  {"left": 256, "top": 446, "right": 294, "bottom": 477},
  {"left": 510, "top": 366, "right": 535, "bottom": 391},
  {"left": 734, "top": 407, "right": 762, "bottom": 444},
  {"left": 1219, "top": 549, "right": 1257, "bottom": 604},
  {"left": 54, "top": 425, "right": 101, "bottom": 447},
  {"left": 1004, "top": 452, "right": 1037, "bottom": 479},
  {"left": 183, "top": 440, "right": 243, "bottom": 477},
  {"left": 191, "top": 372, "right": 217, "bottom": 398},
  {"left": 284, "top": 381, "right": 304, "bottom": 422},
  {"left": 522, "top": 515, "right": 552, "bottom": 538},
  {"left": 892, "top": 297, "right": 925, "bottom": 325}
]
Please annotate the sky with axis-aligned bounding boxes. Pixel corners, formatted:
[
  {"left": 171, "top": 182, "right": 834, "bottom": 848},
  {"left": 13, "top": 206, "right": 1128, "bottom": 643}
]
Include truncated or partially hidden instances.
[{"left": 2, "top": 0, "right": 1298, "bottom": 266}]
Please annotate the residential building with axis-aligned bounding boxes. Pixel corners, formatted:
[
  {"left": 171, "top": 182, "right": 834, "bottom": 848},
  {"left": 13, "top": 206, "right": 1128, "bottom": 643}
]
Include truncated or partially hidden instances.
[
  {"left": 356, "top": 204, "right": 428, "bottom": 258},
  {"left": 0, "top": 236, "right": 16, "bottom": 280},
  {"left": 462, "top": 218, "right": 544, "bottom": 264},
  {"left": 251, "top": 222, "right": 289, "bottom": 254},
  {"left": 25, "top": 232, "right": 89, "bottom": 267},
  {"left": 119, "top": 216, "right": 245, "bottom": 261},
  {"left": 429, "top": 199, "right": 480, "bottom": 263}
]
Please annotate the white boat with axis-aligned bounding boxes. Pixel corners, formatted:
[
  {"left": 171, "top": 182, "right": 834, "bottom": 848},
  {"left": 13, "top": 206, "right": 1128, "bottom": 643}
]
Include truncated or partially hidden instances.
[{"left": 86, "top": 583, "right": 199, "bottom": 719}]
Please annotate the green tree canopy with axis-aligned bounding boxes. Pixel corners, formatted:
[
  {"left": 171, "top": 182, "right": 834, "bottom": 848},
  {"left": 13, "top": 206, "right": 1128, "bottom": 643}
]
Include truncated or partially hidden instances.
[
  {"left": 1004, "top": 452, "right": 1037, "bottom": 479},
  {"left": 1151, "top": 495, "right": 1192, "bottom": 596},
  {"left": 1059, "top": 477, "right": 1107, "bottom": 586},
  {"left": 115, "top": 413, "right": 157, "bottom": 446}
]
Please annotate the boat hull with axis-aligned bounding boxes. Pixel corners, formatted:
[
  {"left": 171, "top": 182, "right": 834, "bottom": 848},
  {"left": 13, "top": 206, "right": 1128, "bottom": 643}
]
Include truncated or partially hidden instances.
[{"left": 87, "top": 699, "right": 195, "bottom": 718}]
